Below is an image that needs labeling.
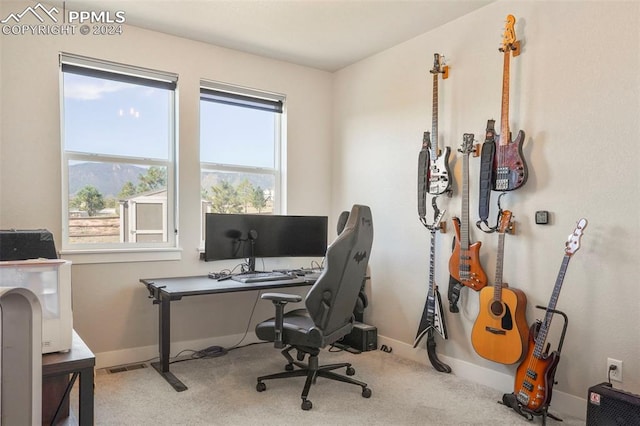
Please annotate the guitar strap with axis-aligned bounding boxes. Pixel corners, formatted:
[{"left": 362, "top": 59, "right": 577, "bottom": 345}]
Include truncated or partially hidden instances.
[
  {"left": 447, "top": 275, "right": 462, "bottom": 313},
  {"left": 418, "top": 132, "right": 430, "bottom": 224},
  {"left": 477, "top": 119, "right": 497, "bottom": 233},
  {"left": 446, "top": 226, "right": 462, "bottom": 313}
]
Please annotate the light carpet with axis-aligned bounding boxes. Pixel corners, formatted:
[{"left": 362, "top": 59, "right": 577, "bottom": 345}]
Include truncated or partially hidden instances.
[{"left": 82, "top": 343, "right": 584, "bottom": 425}]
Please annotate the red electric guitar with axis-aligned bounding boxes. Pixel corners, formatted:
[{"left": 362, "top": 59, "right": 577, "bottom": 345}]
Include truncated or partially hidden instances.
[
  {"left": 449, "top": 134, "right": 488, "bottom": 291},
  {"left": 514, "top": 219, "right": 588, "bottom": 412}
]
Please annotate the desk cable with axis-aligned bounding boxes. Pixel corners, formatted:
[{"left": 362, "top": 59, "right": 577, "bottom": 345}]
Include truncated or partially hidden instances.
[{"left": 169, "top": 289, "right": 267, "bottom": 364}]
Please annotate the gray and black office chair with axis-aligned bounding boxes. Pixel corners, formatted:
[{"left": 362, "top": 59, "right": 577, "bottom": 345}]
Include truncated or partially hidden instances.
[{"left": 255, "top": 204, "right": 374, "bottom": 410}]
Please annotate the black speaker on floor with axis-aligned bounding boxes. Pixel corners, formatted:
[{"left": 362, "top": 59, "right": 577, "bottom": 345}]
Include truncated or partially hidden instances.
[
  {"left": 587, "top": 382, "right": 640, "bottom": 425},
  {"left": 341, "top": 322, "right": 377, "bottom": 352}
]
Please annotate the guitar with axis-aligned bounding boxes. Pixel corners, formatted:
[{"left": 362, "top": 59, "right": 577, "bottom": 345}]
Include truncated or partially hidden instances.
[
  {"left": 471, "top": 210, "right": 529, "bottom": 365},
  {"left": 514, "top": 218, "right": 588, "bottom": 412},
  {"left": 423, "top": 53, "right": 451, "bottom": 196},
  {"left": 449, "top": 134, "right": 488, "bottom": 292},
  {"left": 414, "top": 204, "right": 451, "bottom": 373},
  {"left": 490, "top": 14, "right": 528, "bottom": 191}
]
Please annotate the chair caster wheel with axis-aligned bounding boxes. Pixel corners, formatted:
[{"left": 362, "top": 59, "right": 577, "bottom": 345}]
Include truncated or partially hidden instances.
[
  {"left": 285, "top": 364, "right": 294, "bottom": 371},
  {"left": 362, "top": 387, "right": 372, "bottom": 398},
  {"left": 256, "top": 382, "right": 266, "bottom": 392},
  {"left": 301, "top": 399, "right": 312, "bottom": 410},
  {"left": 346, "top": 366, "right": 355, "bottom": 376}
]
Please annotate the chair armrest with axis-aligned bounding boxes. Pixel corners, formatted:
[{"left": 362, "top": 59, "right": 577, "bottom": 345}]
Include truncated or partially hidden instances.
[
  {"left": 261, "top": 293, "right": 302, "bottom": 348},
  {"left": 261, "top": 293, "right": 303, "bottom": 303}
]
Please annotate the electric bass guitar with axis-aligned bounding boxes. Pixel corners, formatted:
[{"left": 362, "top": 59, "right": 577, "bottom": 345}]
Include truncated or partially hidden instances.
[
  {"left": 471, "top": 210, "right": 529, "bottom": 364},
  {"left": 514, "top": 218, "right": 588, "bottom": 412},
  {"left": 449, "top": 134, "right": 488, "bottom": 294},
  {"left": 419, "top": 53, "right": 451, "bottom": 196},
  {"left": 490, "top": 14, "right": 527, "bottom": 191},
  {"left": 414, "top": 204, "right": 451, "bottom": 373}
]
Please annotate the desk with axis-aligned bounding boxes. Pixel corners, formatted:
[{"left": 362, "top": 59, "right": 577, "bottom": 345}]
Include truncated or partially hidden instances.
[
  {"left": 140, "top": 275, "right": 313, "bottom": 392},
  {"left": 42, "top": 330, "right": 95, "bottom": 426}
]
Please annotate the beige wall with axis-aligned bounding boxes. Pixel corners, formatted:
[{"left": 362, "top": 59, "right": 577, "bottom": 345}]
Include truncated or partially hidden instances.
[
  {"left": 0, "top": 1, "right": 332, "bottom": 360},
  {"left": 333, "top": 0, "right": 640, "bottom": 403}
]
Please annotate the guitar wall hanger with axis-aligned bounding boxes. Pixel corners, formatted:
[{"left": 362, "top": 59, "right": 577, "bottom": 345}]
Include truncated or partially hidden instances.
[{"left": 431, "top": 55, "right": 449, "bottom": 79}]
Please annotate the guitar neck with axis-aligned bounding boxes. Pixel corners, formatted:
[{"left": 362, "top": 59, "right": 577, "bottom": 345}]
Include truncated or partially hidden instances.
[
  {"left": 460, "top": 152, "right": 470, "bottom": 250},
  {"left": 500, "top": 49, "right": 511, "bottom": 144},
  {"left": 428, "top": 228, "right": 437, "bottom": 302},
  {"left": 430, "top": 72, "right": 439, "bottom": 158},
  {"left": 493, "top": 232, "right": 506, "bottom": 300},
  {"left": 533, "top": 254, "right": 571, "bottom": 357}
]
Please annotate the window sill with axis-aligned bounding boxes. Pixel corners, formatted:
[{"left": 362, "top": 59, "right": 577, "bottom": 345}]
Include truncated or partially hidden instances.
[{"left": 59, "top": 247, "right": 182, "bottom": 265}]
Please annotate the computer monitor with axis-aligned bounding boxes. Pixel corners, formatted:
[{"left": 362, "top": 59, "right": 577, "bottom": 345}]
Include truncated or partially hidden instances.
[{"left": 204, "top": 213, "right": 328, "bottom": 271}]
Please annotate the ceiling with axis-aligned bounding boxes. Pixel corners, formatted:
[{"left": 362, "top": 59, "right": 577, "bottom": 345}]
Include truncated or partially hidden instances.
[{"left": 55, "top": 1, "right": 493, "bottom": 72}]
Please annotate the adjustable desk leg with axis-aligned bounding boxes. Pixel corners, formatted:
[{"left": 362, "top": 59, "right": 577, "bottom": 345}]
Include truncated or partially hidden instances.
[
  {"left": 159, "top": 294, "right": 170, "bottom": 373},
  {"left": 151, "top": 293, "right": 188, "bottom": 392}
]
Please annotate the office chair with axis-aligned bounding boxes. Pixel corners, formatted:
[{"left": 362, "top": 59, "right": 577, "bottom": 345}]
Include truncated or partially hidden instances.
[{"left": 255, "top": 204, "right": 374, "bottom": 410}]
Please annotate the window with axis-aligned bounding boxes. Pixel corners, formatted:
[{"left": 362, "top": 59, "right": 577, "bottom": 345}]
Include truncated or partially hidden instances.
[
  {"left": 60, "top": 53, "right": 178, "bottom": 252},
  {"left": 199, "top": 81, "right": 285, "bottom": 239}
]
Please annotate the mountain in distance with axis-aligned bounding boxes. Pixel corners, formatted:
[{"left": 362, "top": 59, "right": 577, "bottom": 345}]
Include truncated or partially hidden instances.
[
  {"left": 69, "top": 162, "right": 146, "bottom": 197},
  {"left": 70, "top": 162, "right": 275, "bottom": 199}
]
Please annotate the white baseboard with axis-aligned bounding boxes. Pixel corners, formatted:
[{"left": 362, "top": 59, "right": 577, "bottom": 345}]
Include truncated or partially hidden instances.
[
  {"left": 95, "top": 332, "right": 586, "bottom": 421},
  {"left": 377, "top": 334, "right": 587, "bottom": 421},
  {"left": 94, "top": 332, "right": 261, "bottom": 370}
]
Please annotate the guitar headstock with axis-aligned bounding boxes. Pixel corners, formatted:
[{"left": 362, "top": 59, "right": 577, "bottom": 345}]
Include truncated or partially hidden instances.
[
  {"left": 565, "top": 218, "right": 588, "bottom": 256},
  {"left": 430, "top": 53, "right": 449, "bottom": 79},
  {"left": 459, "top": 133, "right": 476, "bottom": 155},
  {"left": 500, "top": 14, "right": 520, "bottom": 56},
  {"left": 498, "top": 210, "right": 513, "bottom": 234}
]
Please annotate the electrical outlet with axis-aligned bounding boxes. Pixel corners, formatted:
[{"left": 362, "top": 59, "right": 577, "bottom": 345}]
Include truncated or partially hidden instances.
[{"left": 607, "top": 358, "right": 623, "bottom": 382}]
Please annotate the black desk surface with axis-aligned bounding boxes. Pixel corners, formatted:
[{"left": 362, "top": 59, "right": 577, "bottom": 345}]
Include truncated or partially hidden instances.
[{"left": 140, "top": 275, "right": 311, "bottom": 299}]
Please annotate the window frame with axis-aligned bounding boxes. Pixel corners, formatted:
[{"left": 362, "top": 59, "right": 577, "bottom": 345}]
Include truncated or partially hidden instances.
[
  {"left": 59, "top": 53, "right": 179, "bottom": 260},
  {"left": 199, "top": 80, "right": 286, "bottom": 243}
]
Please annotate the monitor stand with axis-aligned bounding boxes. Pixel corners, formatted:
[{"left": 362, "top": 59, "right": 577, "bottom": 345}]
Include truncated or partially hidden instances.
[{"left": 244, "top": 230, "right": 264, "bottom": 274}]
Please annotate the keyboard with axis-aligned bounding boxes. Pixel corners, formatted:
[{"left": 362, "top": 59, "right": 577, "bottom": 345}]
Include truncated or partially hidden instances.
[{"left": 232, "top": 271, "right": 295, "bottom": 284}]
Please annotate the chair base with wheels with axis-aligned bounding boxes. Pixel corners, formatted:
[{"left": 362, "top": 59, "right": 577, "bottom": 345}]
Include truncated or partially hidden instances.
[{"left": 256, "top": 345, "right": 371, "bottom": 410}]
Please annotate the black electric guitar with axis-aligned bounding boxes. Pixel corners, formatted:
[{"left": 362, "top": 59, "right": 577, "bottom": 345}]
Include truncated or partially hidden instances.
[
  {"left": 514, "top": 218, "right": 587, "bottom": 412},
  {"left": 471, "top": 210, "right": 529, "bottom": 365},
  {"left": 491, "top": 14, "right": 527, "bottom": 191},
  {"left": 420, "top": 53, "right": 451, "bottom": 196},
  {"left": 414, "top": 203, "right": 451, "bottom": 373}
]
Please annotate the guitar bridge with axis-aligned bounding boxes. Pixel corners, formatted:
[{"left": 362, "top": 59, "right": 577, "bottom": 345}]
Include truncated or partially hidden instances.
[{"left": 517, "top": 391, "right": 529, "bottom": 405}]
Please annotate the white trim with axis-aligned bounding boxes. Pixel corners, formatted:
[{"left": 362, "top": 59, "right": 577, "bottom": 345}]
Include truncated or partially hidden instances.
[
  {"left": 94, "top": 332, "right": 260, "bottom": 369},
  {"left": 59, "top": 247, "right": 182, "bottom": 264}
]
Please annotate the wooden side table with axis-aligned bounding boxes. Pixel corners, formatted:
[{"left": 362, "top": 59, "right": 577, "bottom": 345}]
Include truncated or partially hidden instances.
[{"left": 42, "top": 330, "right": 95, "bottom": 425}]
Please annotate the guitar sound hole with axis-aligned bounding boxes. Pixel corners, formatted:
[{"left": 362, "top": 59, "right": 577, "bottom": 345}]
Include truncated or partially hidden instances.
[{"left": 490, "top": 300, "right": 504, "bottom": 316}]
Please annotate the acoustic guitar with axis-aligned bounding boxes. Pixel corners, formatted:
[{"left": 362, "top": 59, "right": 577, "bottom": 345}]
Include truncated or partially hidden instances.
[
  {"left": 514, "top": 219, "right": 587, "bottom": 412},
  {"left": 491, "top": 14, "right": 527, "bottom": 191},
  {"left": 449, "top": 134, "right": 488, "bottom": 291},
  {"left": 471, "top": 210, "right": 529, "bottom": 365}
]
